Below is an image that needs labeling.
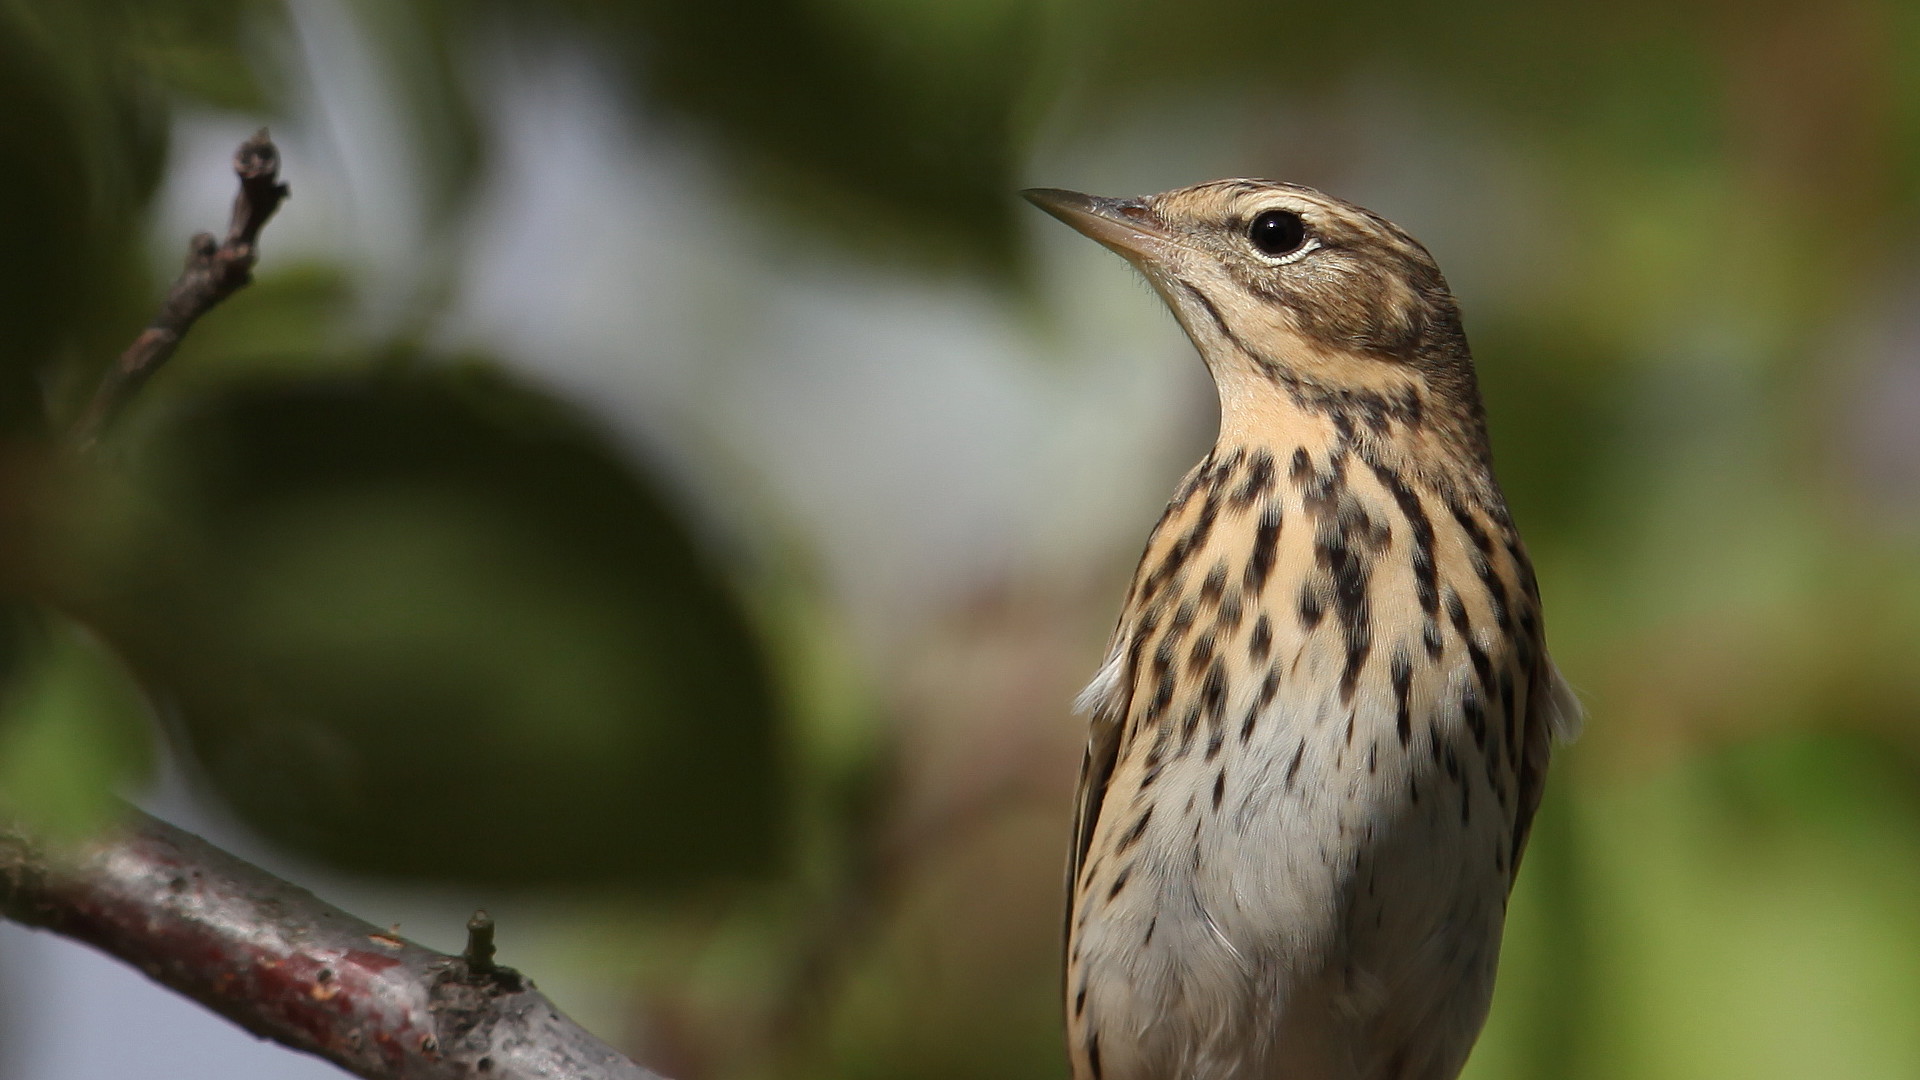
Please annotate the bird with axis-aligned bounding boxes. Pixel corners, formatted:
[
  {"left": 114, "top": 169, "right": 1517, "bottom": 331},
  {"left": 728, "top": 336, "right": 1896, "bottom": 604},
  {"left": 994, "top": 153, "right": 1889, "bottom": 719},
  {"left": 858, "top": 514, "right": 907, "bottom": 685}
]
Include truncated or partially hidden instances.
[{"left": 1023, "top": 179, "right": 1581, "bottom": 1080}]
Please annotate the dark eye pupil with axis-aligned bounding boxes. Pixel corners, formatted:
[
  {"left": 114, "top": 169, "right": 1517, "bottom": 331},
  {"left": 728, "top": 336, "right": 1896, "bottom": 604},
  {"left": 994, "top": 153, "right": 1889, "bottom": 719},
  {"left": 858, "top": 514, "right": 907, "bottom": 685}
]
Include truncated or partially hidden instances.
[{"left": 1249, "top": 210, "right": 1306, "bottom": 256}]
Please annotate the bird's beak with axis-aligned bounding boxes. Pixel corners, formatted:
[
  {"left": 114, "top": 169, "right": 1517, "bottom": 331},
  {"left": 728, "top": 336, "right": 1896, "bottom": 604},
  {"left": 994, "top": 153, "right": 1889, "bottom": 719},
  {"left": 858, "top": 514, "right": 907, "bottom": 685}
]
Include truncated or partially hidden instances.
[{"left": 1022, "top": 188, "right": 1177, "bottom": 263}]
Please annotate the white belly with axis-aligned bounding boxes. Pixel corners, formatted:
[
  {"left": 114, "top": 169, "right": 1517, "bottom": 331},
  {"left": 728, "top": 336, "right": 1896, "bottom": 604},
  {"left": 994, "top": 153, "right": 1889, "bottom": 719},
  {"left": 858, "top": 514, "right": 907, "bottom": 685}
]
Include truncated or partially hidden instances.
[{"left": 1069, "top": 642, "right": 1518, "bottom": 1080}]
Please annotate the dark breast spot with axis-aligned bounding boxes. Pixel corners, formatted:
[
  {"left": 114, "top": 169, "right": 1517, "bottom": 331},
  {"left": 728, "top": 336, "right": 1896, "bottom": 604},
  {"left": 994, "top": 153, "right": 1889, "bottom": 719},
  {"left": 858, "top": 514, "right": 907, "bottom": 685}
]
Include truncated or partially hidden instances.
[
  {"left": 1370, "top": 460, "right": 1438, "bottom": 616},
  {"left": 1232, "top": 449, "right": 1276, "bottom": 507},
  {"left": 1445, "top": 588, "right": 1470, "bottom": 640},
  {"left": 1289, "top": 447, "right": 1313, "bottom": 484},
  {"left": 1391, "top": 648, "right": 1414, "bottom": 747},
  {"left": 1216, "top": 590, "right": 1244, "bottom": 631},
  {"left": 1145, "top": 646, "right": 1175, "bottom": 723},
  {"left": 1171, "top": 599, "right": 1199, "bottom": 640},
  {"left": 1116, "top": 807, "right": 1153, "bottom": 853},
  {"left": 1201, "top": 661, "right": 1229, "bottom": 725},
  {"left": 1298, "top": 582, "right": 1327, "bottom": 630},
  {"left": 1200, "top": 562, "right": 1227, "bottom": 606},
  {"left": 1466, "top": 637, "right": 1494, "bottom": 696},
  {"left": 1462, "top": 680, "right": 1487, "bottom": 750},
  {"left": 1244, "top": 504, "right": 1283, "bottom": 595},
  {"left": 1312, "top": 503, "right": 1375, "bottom": 704},
  {"left": 1187, "top": 631, "right": 1216, "bottom": 675}
]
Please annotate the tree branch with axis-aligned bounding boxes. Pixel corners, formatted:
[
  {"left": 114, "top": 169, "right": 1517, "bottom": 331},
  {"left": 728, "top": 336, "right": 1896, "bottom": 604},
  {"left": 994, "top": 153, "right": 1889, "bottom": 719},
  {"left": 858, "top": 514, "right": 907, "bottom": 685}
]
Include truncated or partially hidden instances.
[
  {"left": 72, "top": 128, "right": 291, "bottom": 448},
  {"left": 0, "top": 806, "right": 670, "bottom": 1080},
  {"left": 11, "top": 130, "right": 677, "bottom": 1080}
]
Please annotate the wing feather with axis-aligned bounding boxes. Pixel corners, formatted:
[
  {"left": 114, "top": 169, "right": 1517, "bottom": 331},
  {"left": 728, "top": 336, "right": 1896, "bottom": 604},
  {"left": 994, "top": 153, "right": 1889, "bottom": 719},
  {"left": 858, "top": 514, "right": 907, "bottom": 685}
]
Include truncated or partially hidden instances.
[
  {"left": 1510, "top": 656, "right": 1580, "bottom": 875},
  {"left": 1067, "top": 645, "right": 1129, "bottom": 913}
]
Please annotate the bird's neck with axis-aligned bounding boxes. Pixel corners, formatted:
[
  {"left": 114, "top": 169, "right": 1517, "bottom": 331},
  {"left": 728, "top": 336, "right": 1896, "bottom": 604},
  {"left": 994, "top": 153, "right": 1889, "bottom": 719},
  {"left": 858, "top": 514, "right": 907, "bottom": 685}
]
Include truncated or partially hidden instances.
[{"left": 1210, "top": 362, "right": 1498, "bottom": 508}]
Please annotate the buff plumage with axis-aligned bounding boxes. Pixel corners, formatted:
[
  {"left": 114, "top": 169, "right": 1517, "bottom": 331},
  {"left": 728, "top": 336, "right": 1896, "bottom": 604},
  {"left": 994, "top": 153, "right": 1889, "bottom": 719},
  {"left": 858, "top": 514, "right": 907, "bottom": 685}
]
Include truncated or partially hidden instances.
[{"left": 1027, "top": 179, "right": 1579, "bottom": 1080}]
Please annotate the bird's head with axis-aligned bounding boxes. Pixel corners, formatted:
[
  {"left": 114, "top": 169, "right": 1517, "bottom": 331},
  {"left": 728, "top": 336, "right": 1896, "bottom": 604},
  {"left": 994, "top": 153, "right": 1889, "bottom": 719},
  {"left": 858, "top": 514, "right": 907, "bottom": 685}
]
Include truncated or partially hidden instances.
[{"left": 1025, "top": 179, "right": 1486, "bottom": 457}]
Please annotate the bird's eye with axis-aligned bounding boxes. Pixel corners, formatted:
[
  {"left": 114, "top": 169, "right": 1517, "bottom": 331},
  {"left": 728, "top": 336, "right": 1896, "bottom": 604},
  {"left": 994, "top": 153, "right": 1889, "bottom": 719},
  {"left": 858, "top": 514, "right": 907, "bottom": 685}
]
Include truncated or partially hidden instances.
[{"left": 1248, "top": 210, "right": 1307, "bottom": 257}]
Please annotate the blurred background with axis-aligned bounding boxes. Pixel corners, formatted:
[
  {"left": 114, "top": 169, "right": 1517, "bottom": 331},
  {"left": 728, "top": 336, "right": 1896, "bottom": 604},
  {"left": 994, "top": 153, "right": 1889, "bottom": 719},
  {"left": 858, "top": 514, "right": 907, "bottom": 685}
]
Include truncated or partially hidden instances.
[{"left": 2, "top": 0, "right": 1920, "bottom": 1077}]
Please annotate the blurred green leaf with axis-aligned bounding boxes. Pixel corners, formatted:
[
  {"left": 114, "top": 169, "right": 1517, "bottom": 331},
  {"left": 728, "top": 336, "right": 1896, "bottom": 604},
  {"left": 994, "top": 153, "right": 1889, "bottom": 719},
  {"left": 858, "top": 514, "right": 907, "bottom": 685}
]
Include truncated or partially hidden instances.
[
  {"left": 92, "top": 363, "right": 788, "bottom": 889},
  {"left": 0, "top": 23, "right": 142, "bottom": 436},
  {"left": 1474, "top": 734, "right": 1920, "bottom": 1080},
  {"left": 0, "top": 609, "right": 153, "bottom": 839}
]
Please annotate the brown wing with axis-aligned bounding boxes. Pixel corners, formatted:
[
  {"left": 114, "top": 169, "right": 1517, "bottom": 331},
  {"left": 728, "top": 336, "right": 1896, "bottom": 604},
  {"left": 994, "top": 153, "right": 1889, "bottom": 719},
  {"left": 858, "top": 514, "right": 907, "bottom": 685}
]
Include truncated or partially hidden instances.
[
  {"left": 1063, "top": 645, "right": 1131, "bottom": 982},
  {"left": 1063, "top": 458, "right": 1212, "bottom": 960},
  {"left": 1509, "top": 654, "right": 1579, "bottom": 878},
  {"left": 1066, "top": 709, "right": 1124, "bottom": 910}
]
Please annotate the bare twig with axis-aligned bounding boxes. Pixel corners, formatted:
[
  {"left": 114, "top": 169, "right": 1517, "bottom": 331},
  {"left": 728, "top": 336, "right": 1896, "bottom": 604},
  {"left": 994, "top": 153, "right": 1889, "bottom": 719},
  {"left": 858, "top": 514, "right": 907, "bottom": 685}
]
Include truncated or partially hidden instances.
[
  {"left": 72, "top": 128, "right": 291, "bottom": 447},
  {"left": 0, "top": 807, "right": 671, "bottom": 1080},
  {"left": 15, "top": 129, "right": 678, "bottom": 1080},
  {"left": 464, "top": 910, "right": 498, "bottom": 977}
]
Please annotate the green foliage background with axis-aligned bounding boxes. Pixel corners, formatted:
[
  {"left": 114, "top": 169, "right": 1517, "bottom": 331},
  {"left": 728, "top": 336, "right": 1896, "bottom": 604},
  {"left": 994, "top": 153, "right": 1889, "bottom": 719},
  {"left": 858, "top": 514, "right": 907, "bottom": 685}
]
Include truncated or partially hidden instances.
[{"left": 3, "top": 0, "right": 1920, "bottom": 1077}]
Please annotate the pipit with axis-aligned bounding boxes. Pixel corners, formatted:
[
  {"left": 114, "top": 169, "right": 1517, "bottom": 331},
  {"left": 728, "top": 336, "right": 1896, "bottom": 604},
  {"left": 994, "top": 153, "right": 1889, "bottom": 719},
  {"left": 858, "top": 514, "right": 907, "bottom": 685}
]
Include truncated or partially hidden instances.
[{"left": 1025, "top": 180, "right": 1580, "bottom": 1080}]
